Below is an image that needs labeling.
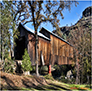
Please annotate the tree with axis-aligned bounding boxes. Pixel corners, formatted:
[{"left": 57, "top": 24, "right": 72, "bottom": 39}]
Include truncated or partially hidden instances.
[
  {"left": 3, "top": 56, "right": 14, "bottom": 73},
  {"left": 67, "top": 16, "right": 91, "bottom": 84},
  {"left": 21, "top": 49, "right": 32, "bottom": 72},
  {"left": 13, "top": 0, "right": 78, "bottom": 76},
  {"left": 0, "top": 1, "right": 19, "bottom": 70}
]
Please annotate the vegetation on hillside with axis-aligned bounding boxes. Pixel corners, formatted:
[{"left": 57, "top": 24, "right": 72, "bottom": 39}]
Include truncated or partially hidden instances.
[
  {"left": 1, "top": 1, "right": 19, "bottom": 71},
  {"left": 21, "top": 49, "right": 32, "bottom": 72},
  {"left": 3, "top": 57, "right": 14, "bottom": 73},
  {"left": 67, "top": 16, "right": 91, "bottom": 84}
]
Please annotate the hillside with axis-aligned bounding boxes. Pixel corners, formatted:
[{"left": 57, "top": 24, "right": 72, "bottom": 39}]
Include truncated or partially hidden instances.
[
  {"left": 53, "top": 6, "right": 92, "bottom": 37},
  {"left": 53, "top": 16, "right": 92, "bottom": 37},
  {"left": 0, "top": 71, "right": 91, "bottom": 90},
  {"left": 0, "top": 71, "right": 71, "bottom": 90}
]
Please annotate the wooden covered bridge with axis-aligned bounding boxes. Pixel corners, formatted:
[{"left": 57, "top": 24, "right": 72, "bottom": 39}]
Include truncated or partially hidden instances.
[{"left": 14, "top": 23, "right": 74, "bottom": 73}]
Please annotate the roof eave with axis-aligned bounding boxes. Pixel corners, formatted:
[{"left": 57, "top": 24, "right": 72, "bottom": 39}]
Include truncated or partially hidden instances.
[{"left": 40, "top": 27, "right": 74, "bottom": 47}]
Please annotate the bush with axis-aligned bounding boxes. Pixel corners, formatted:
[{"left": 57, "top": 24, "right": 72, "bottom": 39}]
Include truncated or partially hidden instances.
[
  {"left": 41, "top": 66, "right": 48, "bottom": 72},
  {"left": 4, "top": 57, "right": 14, "bottom": 73},
  {"left": 21, "top": 49, "right": 32, "bottom": 72},
  {"left": 58, "top": 76, "right": 76, "bottom": 84},
  {"left": 52, "top": 65, "right": 72, "bottom": 78},
  {"left": 40, "top": 66, "right": 48, "bottom": 75}
]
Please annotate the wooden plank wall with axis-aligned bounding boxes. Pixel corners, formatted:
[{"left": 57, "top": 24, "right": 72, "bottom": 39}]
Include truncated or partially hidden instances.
[
  {"left": 28, "top": 33, "right": 35, "bottom": 65},
  {"left": 50, "top": 34, "right": 73, "bottom": 65},
  {"left": 28, "top": 32, "right": 73, "bottom": 66},
  {"left": 38, "top": 37, "right": 51, "bottom": 65},
  {"left": 28, "top": 33, "right": 51, "bottom": 65}
]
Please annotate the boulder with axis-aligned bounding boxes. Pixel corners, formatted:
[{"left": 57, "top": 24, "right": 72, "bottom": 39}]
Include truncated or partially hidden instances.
[
  {"left": 23, "top": 71, "right": 30, "bottom": 75},
  {"left": 66, "top": 70, "right": 73, "bottom": 79}
]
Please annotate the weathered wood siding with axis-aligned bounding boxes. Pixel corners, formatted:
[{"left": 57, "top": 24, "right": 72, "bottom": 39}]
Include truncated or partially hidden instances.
[
  {"left": 27, "top": 33, "right": 51, "bottom": 65},
  {"left": 50, "top": 34, "right": 73, "bottom": 65},
  {"left": 38, "top": 38, "right": 51, "bottom": 65},
  {"left": 27, "top": 28, "right": 74, "bottom": 65},
  {"left": 28, "top": 33, "right": 35, "bottom": 65}
]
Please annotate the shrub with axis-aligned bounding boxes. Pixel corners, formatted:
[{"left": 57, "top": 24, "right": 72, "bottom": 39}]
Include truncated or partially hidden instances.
[
  {"left": 4, "top": 57, "right": 14, "bottom": 73},
  {"left": 41, "top": 66, "right": 48, "bottom": 72},
  {"left": 58, "top": 76, "right": 76, "bottom": 84},
  {"left": 21, "top": 49, "right": 32, "bottom": 72}
]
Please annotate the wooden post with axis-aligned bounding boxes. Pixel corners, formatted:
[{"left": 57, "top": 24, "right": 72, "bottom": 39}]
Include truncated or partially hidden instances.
[
  {"left": 49, "top": 64, "right": 51, "bottom": 74},
  {"left": 48, "top": 53, "right": 51, "bottom": 75}
]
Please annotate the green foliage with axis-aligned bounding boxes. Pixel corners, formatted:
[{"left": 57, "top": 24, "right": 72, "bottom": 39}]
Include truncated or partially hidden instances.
[
  {"left": 4, "top": 57, "right": 14, "bottom": 73},
  {"left": 41, "top": 66, "right": 48, "bottom": 72},
  {"left": 58, "top": 76, "right": 76, "bottom": 84},
  {"left": 62, "top": 34, "right": 67, "bottom": 40},
  {"left": 56, "top": 30, "right": 67, "bottom": 40},
  {"left": 21, "top": 49, "right": 32, "bottom": 72},
  {"left": 40, "top": 66, "right": 48, "bottom": 75},
  {"left": 1, "top": 1, "right": 19, "bottom": 68},
  {"left": 44, "top": 74, "right": 54, "bottom": 81},
  {"left": 52, "top": 65, "right": 72, "bottom": 78},
  {"left": 86, "top": 58, "right": 91, "bottom": 74},
  {"left": 13, "top": 1, "right": 78, "bottom": 29}
]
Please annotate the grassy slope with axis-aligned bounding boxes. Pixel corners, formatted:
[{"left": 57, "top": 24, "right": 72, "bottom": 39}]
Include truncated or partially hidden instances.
[
  {"left": 0, "top": 71, "right": 91, "bottom": 90},
  {"left": 20, "top": 80, "right": 91, "bottom": 90}
]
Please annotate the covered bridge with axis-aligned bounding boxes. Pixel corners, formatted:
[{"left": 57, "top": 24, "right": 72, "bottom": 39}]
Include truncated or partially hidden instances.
[{"left": 14, "top": 23, "right": 74, "bottom": 68}]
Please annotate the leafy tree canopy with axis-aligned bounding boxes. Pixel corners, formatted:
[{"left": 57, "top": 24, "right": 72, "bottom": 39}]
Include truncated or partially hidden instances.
[
  {"left": 0, "top": 1, "right": 19, "bottom": 71},
  {"left": 13, "top": 0, "right": 78, "bottom": 31}
]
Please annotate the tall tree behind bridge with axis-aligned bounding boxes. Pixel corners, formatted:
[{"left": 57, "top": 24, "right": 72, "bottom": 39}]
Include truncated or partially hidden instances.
[
  {"left": 13, "top": 0, "right": 78, "bottom": 76},
  {"left": 67, "top": 17, "right": 91, "bottom": 84},
  {"left": 0, "top": 1, "right": 19, "bottom": 70}
]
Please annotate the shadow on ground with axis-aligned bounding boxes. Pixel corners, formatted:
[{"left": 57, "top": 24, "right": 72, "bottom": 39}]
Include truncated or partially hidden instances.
[
  {"left": 1, "top": 76, "right": 19, "bottom": 90},
  {"left": 1, "top": 74, "right": 72, "bottom": 90}
]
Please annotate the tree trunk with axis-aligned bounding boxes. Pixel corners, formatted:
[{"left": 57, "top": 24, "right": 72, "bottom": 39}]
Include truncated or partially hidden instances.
[
  {"left": 1, "top": 28, "right": 2, "bottom": 61},
  {"left": 9, "top": 35, "right": 12, "bottom": 59},
  {"left": 75, "top": 51, "right": 80, "bottom": 84},
  {"left": 28, "top": 1, "right": 39, "bottom": 76},
  {"left": 35, "top": 34, "right": 39, "bottom": 76},
  {"left": 1, "top": 28, "right": 5, "bottom": 71},
  {"left": 76, "top": 59, "right": 79, "bottom": 84}
]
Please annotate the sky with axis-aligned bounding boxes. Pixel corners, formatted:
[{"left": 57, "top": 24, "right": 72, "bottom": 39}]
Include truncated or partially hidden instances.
[{"left": 25, "top": 1, "right": 92, "bottom": 32}]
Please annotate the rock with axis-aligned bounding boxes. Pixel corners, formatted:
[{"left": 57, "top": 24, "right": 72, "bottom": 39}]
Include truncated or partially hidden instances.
[
  {"left": 65, "top": 77, "right": 67, "bottom": 79},
  {"left": 66, "top": 70, "right": 73, "bottom": 79},
  {"left": 23, "top": 71, "right": 30, "bottom": 75},
  {"left": 71, "top": 76, "right": 74, "bottom": 79},
  {"left": 52, "top": 6, "right": 92, "bottom": 37},
  {"left": 83, "top": 6, "right": 92, "bottom": 17}
]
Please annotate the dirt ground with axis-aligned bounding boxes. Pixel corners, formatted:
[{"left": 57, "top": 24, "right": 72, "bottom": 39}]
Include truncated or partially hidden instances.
[
  {"left": 0, "top": 71, "right": 48, "bottom": 90},
  {"left": 0, "top": 71, "right": 72, "bottom": 90}
]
